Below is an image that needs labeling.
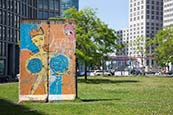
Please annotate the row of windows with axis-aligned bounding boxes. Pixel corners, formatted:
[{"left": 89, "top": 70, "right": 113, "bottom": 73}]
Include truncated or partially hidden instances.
[
  {"left": 130, "top": 0, "right": 144, "bottom": 3},
  {"left": 0, "top": 10, "right": 19, "bottom": 28},
  {"left": 130, "top": 22, "right": 161, "bottom": 28},
  {"left": 147, "top": 10, "right": 163, "bottom": 15},
  {"left": 130, "top": 15, "right": 144, "bottom": 21},
  {"left": 164, "top": 18, "right": 173, "bottom": 23},
  {"left": 130, "top": 0, "right": 144, "bottom": 7},
  {"left": 130, "top": 10, "right": 163, "bottom": 18},
  {"left": 164, "top": 8, "right": 173, "bottom": 13},
  {"left": 20, "top": 3, "right": 37, "bottom": 18},
  {"left": 130, "top": 10, "right": 144, "bottom": 17},
  {"left": 0, "top": 42, "right": 6, "bottom": 56},
  {"left": 37, "top": 0, "right": 60, "bottom": 10},
  {"left": 130, "top": 16, "right": 163, "bottom": 21},
  {"left": 0, "top": 1, "right": 37, "bottom": 19},
  {"left": 0, "top": 26, "right": 18, "bottom": 42},
  {"left": 146, "top": 26, "right": 160, "bottom": 30},
  {"left": 164, "top": 13, "right": 173, "bottom": 18},
  {"left": 130, "top": 22, "right": 144, "bottom": 27},
  {"left": 146, "top": 15, "right": 163, "bottom": 20},
  {"left": 164, "top": 3, "right": 173, "bottom": 8},
  {"left": 130, "top": 5, "right": 163, "bottom": 13},
  {"left": 164, "top": 0, "right": 172, "bottom": 2},
  {"left": 0, "top": 0, "right": 18, "bottom": 12},
  {"left": 147, "top": 1, "right": 162, "bottom": 5},
  {"left": 146, "top": 5, "right": 163, "bottom": 10},
  {"left": 130, "top": 15, "right": 163, "bottom": 22},
  {"left": 37, "top": 11, "right": 59, "bottom": 19},
  {"left": 129, "top": 31, "right": 144, "bottom": 36},
  {"left": 130, "top": 6, "right": 144, "bottom": 12}
]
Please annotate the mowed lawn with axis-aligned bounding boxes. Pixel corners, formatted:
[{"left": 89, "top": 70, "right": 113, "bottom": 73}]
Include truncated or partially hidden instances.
[{"left": 0, "top": 76, "right": 173, "bottom": 115}]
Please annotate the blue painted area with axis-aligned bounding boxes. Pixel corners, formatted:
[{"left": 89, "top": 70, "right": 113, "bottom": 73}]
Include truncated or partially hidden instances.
[
  {"left": 50, "top": 55, "right": 69, "bottom": 73},
  {"left": 27, "top": 58, "right": 43, "bottom": 73},
  {"left": 49, "top": 75, "right": 62, "bottom": 95},
  {"left": 20, "top": 24, "right": 39, "bottom": 53},
  {"left": 49, "top": 55, "right": 69, "bottom": 95}
]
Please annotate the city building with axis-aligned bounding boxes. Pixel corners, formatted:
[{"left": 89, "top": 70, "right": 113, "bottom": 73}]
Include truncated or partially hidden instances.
[
  {"left": 116, "top": 28, "right": 129, "bottom": 56},
  {"left": 61, "top": 0, "right": 79, "bottom": 15},
  {"left": 37, "top": 0, "right": 61, "bottom": 19},
  {"left": 163, "top": 0, "right": 173, "bottom": 27},
  {"left": 128, "top": 0, "right": 163, "bottom": 70},
  {"left": 163, "top": 0, "right": 173, "bottom": 72},
  {"left": 0, "top": 0, "right": 78, "bottom": 79}
]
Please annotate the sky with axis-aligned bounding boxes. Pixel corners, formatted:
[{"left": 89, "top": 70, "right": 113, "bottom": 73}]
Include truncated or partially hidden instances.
[{"left": 79, "top": 0, "right": 129, "bottom": 30}]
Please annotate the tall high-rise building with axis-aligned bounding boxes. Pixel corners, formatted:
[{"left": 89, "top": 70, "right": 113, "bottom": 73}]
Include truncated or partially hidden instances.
[
  {"left": 0, "top": 0, "right": 78, "bottom": 79},
  {"left": 128, "top": 0, "right": 163, "bottom": 69},
  {"left": 163, "top": 0, "right": 173, "bottom": 27}
]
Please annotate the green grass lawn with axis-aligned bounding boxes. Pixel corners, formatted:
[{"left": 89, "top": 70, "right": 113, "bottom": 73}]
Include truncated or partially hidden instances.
[{"left": 0, "top": 76, "right": 173, "bottom": 115}]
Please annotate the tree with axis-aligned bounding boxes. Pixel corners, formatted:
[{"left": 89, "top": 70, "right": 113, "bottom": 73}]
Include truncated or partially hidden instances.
[
  {"left": 64, "top": 8, "right": 119, "bottom": 80},
  {"left": 148, "top": 26, "right": 173, "bottom": 67},
  {"left": 133, "top": 36, "right": 145, "bottom": 67}
]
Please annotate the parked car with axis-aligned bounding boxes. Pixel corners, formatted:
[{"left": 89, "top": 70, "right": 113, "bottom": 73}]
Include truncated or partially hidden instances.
[
  {"left": 130, "top": 68, "right": 144, "bottom": 75},
  {"left": 77, "top": 71, "right": 95, "bottom": 76},
  {"left": 166, "top": 71, "right": 173, "bottom": 75},
  {"left": 103, "top": 71, "right": 112, "bottom": 76},
  {"left": 94, "top": 70, "right": 103, "bottom": 76},
  {"left": 94, "top": 70, "right": 112, "bottom": 76},
  {"left": 87, "top": 71, "right": 95, "bottom": 76}
]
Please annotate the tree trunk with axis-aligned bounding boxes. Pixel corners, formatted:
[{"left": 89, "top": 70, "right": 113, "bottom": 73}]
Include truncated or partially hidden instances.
[
  {"left": 102, "top": 61, "right": 104, "bottom": 76},
  {"left": 84, "top": 62, "right": 87, "bottom": 80}
]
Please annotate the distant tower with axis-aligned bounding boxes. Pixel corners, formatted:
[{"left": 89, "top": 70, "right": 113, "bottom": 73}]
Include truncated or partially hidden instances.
[
  {"left": 163, "top": 0, "right": 173, "bottom": 27},
  {"left": 128, "top": 0, "right": 163, "bottom": 70}
]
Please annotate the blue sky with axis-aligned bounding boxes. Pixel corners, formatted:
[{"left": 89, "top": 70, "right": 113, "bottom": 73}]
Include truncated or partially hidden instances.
[{"left": 79, "top": 0, "right": 129, "bottom": 30}]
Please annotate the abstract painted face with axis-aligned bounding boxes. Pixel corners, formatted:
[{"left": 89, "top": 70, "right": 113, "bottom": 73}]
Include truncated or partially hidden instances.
[
  {"left": 64, "top": 24, "right": 76, "bottom": 41},
  {"left": 30, "top": 27, "right": 45, "bottom": 49},
  {"left": 32, "top": 35, "right": 45, "bottom": 48}
]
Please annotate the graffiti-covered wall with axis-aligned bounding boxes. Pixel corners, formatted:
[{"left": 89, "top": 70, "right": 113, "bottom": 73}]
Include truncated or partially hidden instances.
[{"left": 19, "top": 20, "right": 76, "bottom": 102}]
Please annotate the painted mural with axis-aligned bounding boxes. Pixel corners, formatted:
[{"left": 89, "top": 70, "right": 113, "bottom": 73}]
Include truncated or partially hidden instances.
[{"left": 19, "top": 20, "right": 76, "bottom": 102}]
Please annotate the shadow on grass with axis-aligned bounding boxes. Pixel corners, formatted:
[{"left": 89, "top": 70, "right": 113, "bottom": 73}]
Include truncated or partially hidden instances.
[
  {"left": 78, "top": 78, "right": 140, "bottom": 84},
  {"left": 81, "top": 98, "right": 120, "bottom": 102},
  {"left": 0, "top": 99, "right": 43, "bottom": 115}
]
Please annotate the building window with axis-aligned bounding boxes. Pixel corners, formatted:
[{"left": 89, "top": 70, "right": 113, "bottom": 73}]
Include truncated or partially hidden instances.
[
  {"left": 0, "top": 59, "right": 5, "bottom": 75},
  {"left": 49, "top": 0, "right": 54, "bottom": 10},
  {"left": 43, "top": 0, "right": 48, "bottom": 9},
  {"left": 38, "top": 11, "right": 43, "bottom": 18},
  {"left": 43, "top": 12, "right": 49, "bottom": 19},
  {"left": 55, "top": 0, "right": 60, "bottom": 10},
  {"left": 38, "top": 0, "right": 43, "bottom": 8},
  {"left": 0, "top": 26, "right": 1, "bottom": 39}
]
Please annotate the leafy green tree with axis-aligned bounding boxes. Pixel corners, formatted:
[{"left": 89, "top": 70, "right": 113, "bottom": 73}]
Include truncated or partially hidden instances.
[
  {"left": 64, "top": 8, "right": 119, "bottom": 79},
  {"left": 134, "top": 36, "right": 145, "bottom": 67},
  {"left": 148, "top": 26, "right": 173, "bottom": 67}
]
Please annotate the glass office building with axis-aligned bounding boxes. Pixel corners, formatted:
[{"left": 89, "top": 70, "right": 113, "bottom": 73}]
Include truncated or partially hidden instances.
[
  {"left": 0, "top": 0, "right": 78, "bottom": 79},
  {"left": 37, "top": 0, "right": 61, "bottom": 19},
  {"left": 61, "top": 0, "right": 79, "bottom": 15},
  {"left": 0, "top": 0, "right": 38, "bottom": 79}
]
